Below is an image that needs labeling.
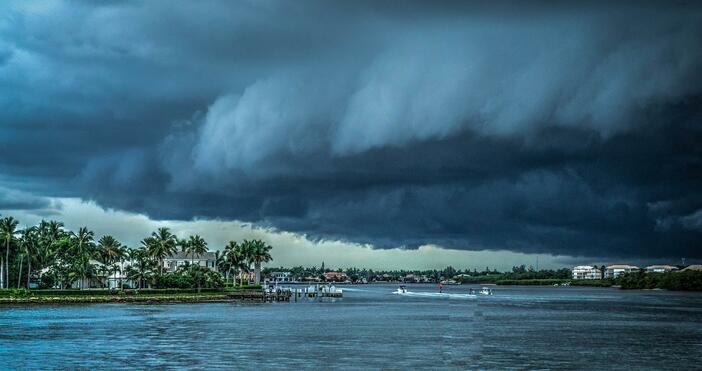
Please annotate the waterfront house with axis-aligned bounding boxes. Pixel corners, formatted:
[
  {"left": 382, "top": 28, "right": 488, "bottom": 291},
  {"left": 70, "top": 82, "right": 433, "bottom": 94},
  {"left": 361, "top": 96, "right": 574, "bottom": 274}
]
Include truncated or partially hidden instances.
[
  {"left": 323, "top": 271, "right": 348, "bottom": 282},
  {"left": 645, "top": 265, "right": 679, "bottom": 273},
  {"left": 604, "top": 264, "right": 640, "bottom": 278},
  {"left": 163, "top": 251, "right": 217, "bottom": 272},
  {"left": 572, "top": 265, "right": 603, "bottom": 280},
  {"left": 420, "top": 275, "right": 435, "bottom": 283},
  {"left": 68, "top": 259, "right": 139, "bottom": 289},
  {"left": 238, "top": 271, "right": 255, "bottom": 284},
  {"left": 267, "top": 271, "right": 293, "bottom": 283}
]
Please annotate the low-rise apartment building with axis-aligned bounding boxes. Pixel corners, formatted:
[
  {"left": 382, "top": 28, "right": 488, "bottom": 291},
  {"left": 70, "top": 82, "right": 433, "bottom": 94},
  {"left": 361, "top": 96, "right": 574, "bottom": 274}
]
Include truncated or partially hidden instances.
[
  {"left": 645, "top": 265, "right": 679, "bottom": 273},
  {"left": 604, "top": 264, "right": 640, "bottom": 278},
  {"left": 572, "top": 265, "right": 603, "bottom": 280}
]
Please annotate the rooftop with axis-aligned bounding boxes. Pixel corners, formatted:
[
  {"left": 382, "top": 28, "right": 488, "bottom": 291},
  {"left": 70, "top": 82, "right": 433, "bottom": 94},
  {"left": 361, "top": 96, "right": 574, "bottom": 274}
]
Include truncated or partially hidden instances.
[
  {"left": 645, "top": 265, "right": 679, "bottom": 270},
  {"left": 681, "top": 265, "right": 702, "bottom": 272},
  {"left": 165, "top": 251, "right": 216, "bottom": 260}
]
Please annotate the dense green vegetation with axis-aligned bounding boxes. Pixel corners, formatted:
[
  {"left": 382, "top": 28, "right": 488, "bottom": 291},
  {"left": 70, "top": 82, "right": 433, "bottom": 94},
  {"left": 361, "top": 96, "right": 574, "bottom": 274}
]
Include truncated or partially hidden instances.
[
  {"left": 0, "top": 288, "right": 223, "bottom": 298},
  {"left": 455, "top": 267, "right": 572, "bottom": 284},
  {"left": 494, "top": 279, "right": 614, "bottom": 286},
  {"left": 494, "top": 273, "right": 702, "bottom": 291},
  {"left": 618, "top": 271, "right": 702, "bottom": 291},
  {"left": 263, "top": 265, "right": 509, "bottom": 282},
  {"left": 569, "top": 279, "right": 614, "bottom": 287},
  {"left": 0, "top": 215, "right": 273, "bottom": 291}
]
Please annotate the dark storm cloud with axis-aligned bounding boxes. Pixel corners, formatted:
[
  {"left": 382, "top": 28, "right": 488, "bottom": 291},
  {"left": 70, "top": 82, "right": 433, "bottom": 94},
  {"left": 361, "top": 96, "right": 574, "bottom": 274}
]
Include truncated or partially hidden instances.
[
  {"left": 0, "top": 186, "right": 56, "bottom": 211},
  {"left": 1, "top": 1, "right": 701, "bottom": 259}
]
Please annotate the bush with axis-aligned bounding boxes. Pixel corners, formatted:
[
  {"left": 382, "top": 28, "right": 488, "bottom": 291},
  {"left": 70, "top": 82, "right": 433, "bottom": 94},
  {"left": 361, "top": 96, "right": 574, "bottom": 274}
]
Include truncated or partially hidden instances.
[
  {"left": 496, "top": 279, "right": 568, "bottom": 286},
  {"left": 151, "top": 267, "right": 224, "bottom": 289},
  {"left": 0, "top": 288, "right": 31, "bottom": 298},
  {"left": 226, "top": 284, "right": 262, "bottom": 291},
  {"left": 495, "top": 278, "right": 614, "bottom": 287},
  {"left": 39, "top": 275, "right": 55, "bottom": 290},
  {"left": 26, "top": 288, "right": 222, "bottom": 297},
  {"left": 456, "top": 269, "right": 572, "bottom": 284},
  {"left": 30, "top": 289, "right": 121, "bottom": 297},
  {"left": 618, "top": 271, "right": 702, "bottom": 291}
]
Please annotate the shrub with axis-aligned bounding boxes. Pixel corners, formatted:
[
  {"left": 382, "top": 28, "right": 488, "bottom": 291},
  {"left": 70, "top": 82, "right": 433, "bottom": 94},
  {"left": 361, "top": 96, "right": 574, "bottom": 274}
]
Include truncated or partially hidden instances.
[
  {"left": 151, "top": 267, "right": 224, "bottom": 289},
  {"left": 26, "top": 288, "right": 222, "bottom": 297},
  {"left": 0, "top": 288, "right": 31, "bottom": 298},
  {"left": 496, "top": 279, "right": 567, "bottom": 286},
  {"left": 618, "top": 271, "right": 702, "bottom": 291}
]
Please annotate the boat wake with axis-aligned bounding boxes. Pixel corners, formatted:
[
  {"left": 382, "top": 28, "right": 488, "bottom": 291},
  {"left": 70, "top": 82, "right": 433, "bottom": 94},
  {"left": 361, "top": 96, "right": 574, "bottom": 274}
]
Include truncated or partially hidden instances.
[
  {"left": 340, "top": 288, "right": 368, "bottom": 292},
  {"left": 393, "top": 290, "right": 476, "bottom": 299}
]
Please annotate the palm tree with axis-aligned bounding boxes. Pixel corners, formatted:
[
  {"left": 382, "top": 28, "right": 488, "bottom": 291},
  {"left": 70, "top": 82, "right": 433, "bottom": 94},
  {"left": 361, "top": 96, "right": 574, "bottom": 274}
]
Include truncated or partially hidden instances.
[
  {"left": 126, "top": 248, "right": 153, "bottom": 289},
  {"left": 223, "top": 241, "right": 246, "bottom": 286},
  {"left": 0, "top": 217, "right": 19, "bottom": 289},
  {"left": 98, "top": 235, "right": 122, "bottom": 263},
  {"left": 125, "top": 247, "right": 140, "bottom": 288},
  {"left": 177, "top": 237, "right": 189, "bottom": 265},
  {"left": 215, "top": 250, "right": 223, "bottom": 276},
  {"left": 71, "top": 227, "right": 95, "bottom": 289},
  {"left": 243, "top": 239, "right": 272, "bottom": 285},
  {"left": 142, "top": 227, "right": 178, "bottom": 275},
  {"left": 35, "top": 220, "right": 64, "bottom": 288},
  {"left": 98, "top": 235, "right": 124, "bottom": 288},
  {"left": 19, "top": 227, "right": 38, "bottom": 289},
  {"left": 49, "top": 234, "right": 73, "bottom": 289},
  {"left": 116, "top": 245, "right": 127, "bottom": 290},
  {"left": 73, "top": 256, "right": 97, "bottom": 290},
  {"left": 186, "top": 235, "right": 208, "bottom": 268},
  {"left": 239, "top": 240, "right": 254, "bottom": 284}
]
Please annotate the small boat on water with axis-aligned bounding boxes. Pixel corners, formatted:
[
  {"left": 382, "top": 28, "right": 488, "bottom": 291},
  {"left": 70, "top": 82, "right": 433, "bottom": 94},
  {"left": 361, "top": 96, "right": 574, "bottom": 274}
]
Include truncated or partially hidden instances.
[
  {"left": 470, "top": 287, "right": 493, "bottom": 296},
  {"left": 395, "top": 285, "right": 408, "bottom": 294},
  {"left": 467, "top": 287, "right": 493, "bottom": 295},
  {"left": 479, "top": 287, "right": 493, "bottom": 295}
]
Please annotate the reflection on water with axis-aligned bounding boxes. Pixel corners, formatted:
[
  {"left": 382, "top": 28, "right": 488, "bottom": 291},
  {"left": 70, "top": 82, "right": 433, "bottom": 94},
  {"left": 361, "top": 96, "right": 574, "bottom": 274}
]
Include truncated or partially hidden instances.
[{"left": 1, "top": 285, "right": 701, "bottom": 369}]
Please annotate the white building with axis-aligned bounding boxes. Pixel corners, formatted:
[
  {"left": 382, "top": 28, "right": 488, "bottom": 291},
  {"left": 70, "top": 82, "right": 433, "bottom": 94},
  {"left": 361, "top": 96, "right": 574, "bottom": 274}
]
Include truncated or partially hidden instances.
[
  {"left": 604, "top": 264, "right": 640, "bottom": 278},
  {"left": 681, "top": 265, "right": 702, "bottom": 272},
  {"left": 645, "top": 265, "right": 679, "bottom": 273},
  {"left": 164, "top": 251, "right": 217, "bottom": 272},
  {"left": 572, "top": 265, "right": 602, "bottom": 280},
  {"left": 69, "top": 260, "right": 139, "bottom": 289},
  {"left": 268, "top": 271, "right": 293, "bottom": 283}
]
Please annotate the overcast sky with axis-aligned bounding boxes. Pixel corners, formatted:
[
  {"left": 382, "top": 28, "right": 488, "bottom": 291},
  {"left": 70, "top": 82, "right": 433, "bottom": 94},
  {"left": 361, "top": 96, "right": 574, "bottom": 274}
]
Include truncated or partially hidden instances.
[{"left": 1, "top": 1, "right": 701, "bottom": 268}]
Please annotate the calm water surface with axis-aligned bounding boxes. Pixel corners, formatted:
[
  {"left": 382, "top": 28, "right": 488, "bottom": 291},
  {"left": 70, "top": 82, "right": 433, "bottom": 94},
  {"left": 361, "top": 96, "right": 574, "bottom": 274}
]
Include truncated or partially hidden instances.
[{"left": 1, "top": 285, "right": 701, "bottom": 369}]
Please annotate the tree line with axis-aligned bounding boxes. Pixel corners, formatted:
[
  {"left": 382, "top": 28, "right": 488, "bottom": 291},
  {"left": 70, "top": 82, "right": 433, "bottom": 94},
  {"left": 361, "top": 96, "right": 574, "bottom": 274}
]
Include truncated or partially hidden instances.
[
  {"left": 617, "top": 270, "right": 702, "bottom": 291},
  {"left": 261, "top": 265, "right": 570, "bottom": 282},
  {"left": 0, "top": 216, "right": 272, "bottom": 290}
]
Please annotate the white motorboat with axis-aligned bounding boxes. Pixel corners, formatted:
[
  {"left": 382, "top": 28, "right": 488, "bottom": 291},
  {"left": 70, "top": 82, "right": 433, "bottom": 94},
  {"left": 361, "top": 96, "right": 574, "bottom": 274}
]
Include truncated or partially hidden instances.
[{"left": 478, "top": 287, "right": 493, "bottom": 295}]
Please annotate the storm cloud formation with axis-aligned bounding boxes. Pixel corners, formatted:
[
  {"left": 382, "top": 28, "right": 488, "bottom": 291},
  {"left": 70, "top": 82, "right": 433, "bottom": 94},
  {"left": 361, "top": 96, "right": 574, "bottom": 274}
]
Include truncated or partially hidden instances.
[{"left": 1, "top": 1, "right": 701, "bottom": 259}]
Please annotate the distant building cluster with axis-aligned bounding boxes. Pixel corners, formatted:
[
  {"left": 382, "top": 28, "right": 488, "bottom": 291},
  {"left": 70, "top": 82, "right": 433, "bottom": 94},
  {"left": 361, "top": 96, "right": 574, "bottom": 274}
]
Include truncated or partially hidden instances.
[
  {"left": 263, "top": 271, "right": 441, "bottom": 284},
  {"left": 571, "top": 264, "right": 689, "bottom": 280},
  {"left": 572, "top": 265, "right": 603, "bottom": 280},
  {"left": 164, "top": 252, "right": 217, "bottom": 272}
]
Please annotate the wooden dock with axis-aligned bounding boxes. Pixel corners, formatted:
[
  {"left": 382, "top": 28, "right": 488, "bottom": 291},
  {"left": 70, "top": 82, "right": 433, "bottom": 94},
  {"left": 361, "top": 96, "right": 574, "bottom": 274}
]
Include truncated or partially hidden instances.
[
  {"left": 225, "top": 289, "right": 292, "bottom": 301},
  {"left": 225, "top": 285, "right": 343, "bottom": 301}
]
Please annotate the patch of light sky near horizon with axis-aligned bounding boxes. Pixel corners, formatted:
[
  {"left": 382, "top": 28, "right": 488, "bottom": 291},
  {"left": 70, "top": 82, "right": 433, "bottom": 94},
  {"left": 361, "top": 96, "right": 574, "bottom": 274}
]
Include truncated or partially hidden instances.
[{"left": 0, "top": 197, "right": 645, "bottom": 270}]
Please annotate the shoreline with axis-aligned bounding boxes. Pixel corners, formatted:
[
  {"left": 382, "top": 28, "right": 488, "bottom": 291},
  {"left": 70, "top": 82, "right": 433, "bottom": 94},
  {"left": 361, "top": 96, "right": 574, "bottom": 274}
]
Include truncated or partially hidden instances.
[{"left": 0, "top": 294, "right": 232, "bottom": 305}]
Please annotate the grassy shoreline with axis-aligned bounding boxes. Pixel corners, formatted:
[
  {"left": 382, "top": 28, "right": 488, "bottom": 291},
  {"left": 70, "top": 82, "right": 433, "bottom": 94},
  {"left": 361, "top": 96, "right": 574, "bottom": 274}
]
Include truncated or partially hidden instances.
[
  {"left": 0, "top": 293, "right": 230, "bottom": 304},
  {"left": 0, "top": 286, "right": 264, "bottom": 304}
]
